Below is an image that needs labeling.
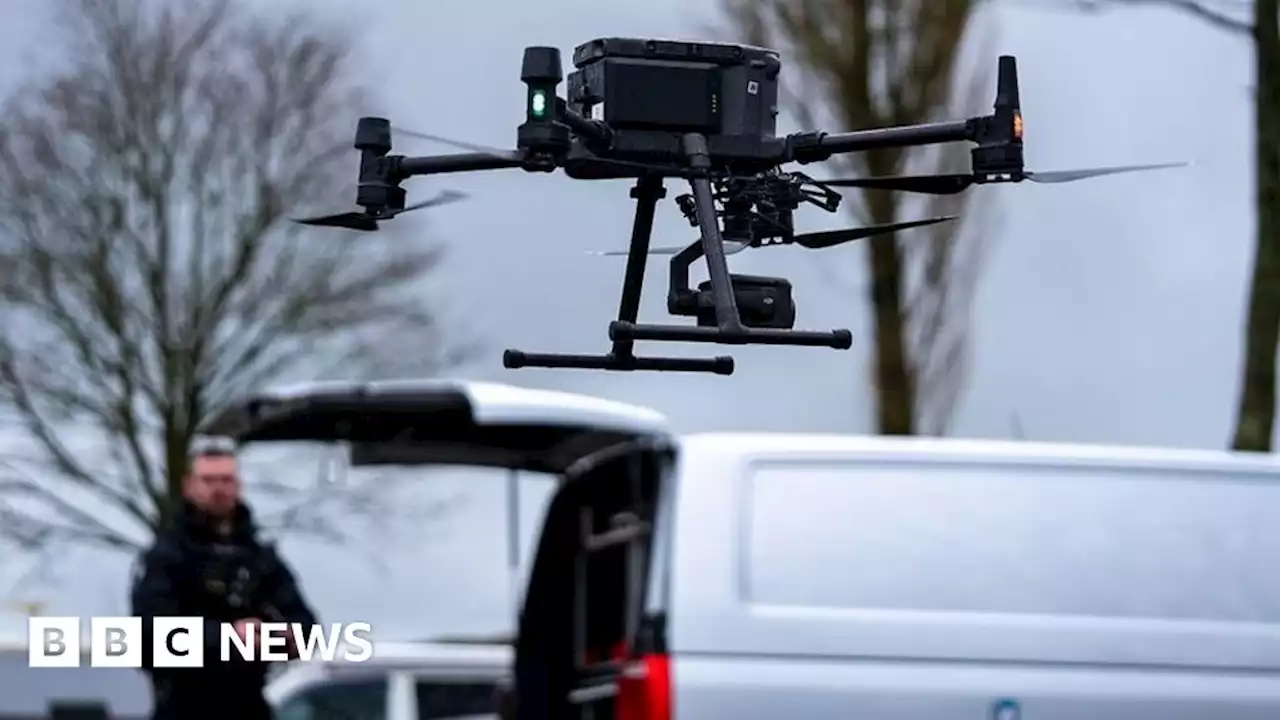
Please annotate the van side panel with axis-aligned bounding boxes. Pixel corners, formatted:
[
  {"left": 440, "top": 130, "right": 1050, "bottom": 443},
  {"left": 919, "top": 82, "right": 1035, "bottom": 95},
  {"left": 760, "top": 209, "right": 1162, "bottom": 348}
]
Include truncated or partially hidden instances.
[
  {"left": 670, "top": 656, "right": 1280, "bottom": 719},
  {"left": 666, "top": 440, "right": 1280, "bottom": 719}
]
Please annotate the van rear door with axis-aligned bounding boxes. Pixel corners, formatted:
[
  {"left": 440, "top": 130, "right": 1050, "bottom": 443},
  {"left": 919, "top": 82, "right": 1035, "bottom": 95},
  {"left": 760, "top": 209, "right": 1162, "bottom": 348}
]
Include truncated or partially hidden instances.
[
  {"left": 205, "top": 380, "right": 675, "bottom": 720},
  {"left": 514, "top": 444, "right": 675, "bottom": 720},
  {"left": 202, "top": 379, "right": 669, "bottom": 475}
]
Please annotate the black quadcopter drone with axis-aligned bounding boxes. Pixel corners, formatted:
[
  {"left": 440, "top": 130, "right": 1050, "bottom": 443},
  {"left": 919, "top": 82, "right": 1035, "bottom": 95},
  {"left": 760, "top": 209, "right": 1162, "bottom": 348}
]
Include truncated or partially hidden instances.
[{"left": 297, "top": 38, "right": 1181, "bottom": 376}]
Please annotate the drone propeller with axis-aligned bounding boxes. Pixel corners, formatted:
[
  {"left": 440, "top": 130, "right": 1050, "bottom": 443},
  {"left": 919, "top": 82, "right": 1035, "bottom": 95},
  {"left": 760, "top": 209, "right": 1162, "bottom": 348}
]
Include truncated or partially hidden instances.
[
  {"left": 293, "top": 190, "right": 468, "bottom": 232},
  {"left": 793, "top": 215, "right": 958, "bottom": 248},
  {"left": 396, "top": 128, "right": 513, "bottom": 156},
  {"left": 590, "top": 216, "right": 956, "bottom": 256},
  {"left": 588, "top": 241, "right": 751, "bottom": 257},
  {"left": 817, "top": 162, "right": 1186, "bottom": 195}
]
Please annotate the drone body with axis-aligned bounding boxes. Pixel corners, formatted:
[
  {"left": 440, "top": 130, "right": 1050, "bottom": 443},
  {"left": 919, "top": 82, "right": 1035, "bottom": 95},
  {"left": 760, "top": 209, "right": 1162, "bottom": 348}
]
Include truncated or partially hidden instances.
[{"left": 296, "top": 37, "right": 1181, "bottom": 376}]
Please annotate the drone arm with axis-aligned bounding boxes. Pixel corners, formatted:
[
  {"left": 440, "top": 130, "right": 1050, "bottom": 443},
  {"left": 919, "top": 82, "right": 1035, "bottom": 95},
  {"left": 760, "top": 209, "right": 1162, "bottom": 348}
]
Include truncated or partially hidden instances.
[
  {"left": 822, "top": 120, "right": 973, "bottom": 153},
  {"left": 396, "top": 152, "right": 524, "bottom": 177},
  {"left": 791, "top": 120, "right": 974, "bottom": 164},
  {"left": 556, "top": 99, "right": 613, "bottom": 145}
]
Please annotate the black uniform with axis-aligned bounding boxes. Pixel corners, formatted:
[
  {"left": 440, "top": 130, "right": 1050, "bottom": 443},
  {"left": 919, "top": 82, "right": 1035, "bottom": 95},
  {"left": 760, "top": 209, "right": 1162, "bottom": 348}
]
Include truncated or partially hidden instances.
[{"left": 130, "top": 500, "right": 317, "bottom": 720}]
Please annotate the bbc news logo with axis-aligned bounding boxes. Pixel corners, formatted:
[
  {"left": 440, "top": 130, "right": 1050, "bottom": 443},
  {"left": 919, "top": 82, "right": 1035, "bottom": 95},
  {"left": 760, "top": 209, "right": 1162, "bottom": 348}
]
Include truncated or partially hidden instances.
[{"left": 27, "top": 617, "right": 374, "bottom": 667}]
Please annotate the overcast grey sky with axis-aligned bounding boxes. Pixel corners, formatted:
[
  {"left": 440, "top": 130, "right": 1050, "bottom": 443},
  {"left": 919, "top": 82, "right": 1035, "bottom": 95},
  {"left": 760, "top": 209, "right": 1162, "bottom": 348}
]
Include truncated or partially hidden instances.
[{"left": 0, "top": 0, "right": 1254, "bottom": 639}]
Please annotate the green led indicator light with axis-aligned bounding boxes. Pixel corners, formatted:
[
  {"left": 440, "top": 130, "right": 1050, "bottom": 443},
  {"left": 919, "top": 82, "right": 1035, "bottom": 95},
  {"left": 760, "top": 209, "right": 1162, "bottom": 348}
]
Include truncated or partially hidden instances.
[{"left": 531, "top": 90, "right": 548, "bottom": 118}]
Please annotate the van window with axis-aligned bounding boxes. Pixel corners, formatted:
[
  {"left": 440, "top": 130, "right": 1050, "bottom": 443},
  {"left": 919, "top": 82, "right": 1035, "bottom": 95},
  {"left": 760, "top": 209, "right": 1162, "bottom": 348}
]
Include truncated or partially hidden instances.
[
  {"left": 745, "top": 462, "right": 1280, "bottom": 623},
  {"left": 413, "top": 680, "right": 499, "bottom": 719},
  {"left": 274, "top": 677, "right": 386, "bottom": 720}
]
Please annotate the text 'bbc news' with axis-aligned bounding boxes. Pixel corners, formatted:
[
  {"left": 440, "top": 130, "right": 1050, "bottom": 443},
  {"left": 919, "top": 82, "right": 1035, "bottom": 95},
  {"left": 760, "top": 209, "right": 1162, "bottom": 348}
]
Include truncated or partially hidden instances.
[{"left": 27, "top": 617, "right": 374, "bottom": 668}]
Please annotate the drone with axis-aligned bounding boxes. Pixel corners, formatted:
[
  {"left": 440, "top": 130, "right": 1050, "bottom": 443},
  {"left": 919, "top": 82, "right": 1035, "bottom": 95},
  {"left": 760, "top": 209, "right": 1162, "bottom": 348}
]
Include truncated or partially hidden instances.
[{"left": 296, "top": 38, "right": 1182, "bottom": 376}]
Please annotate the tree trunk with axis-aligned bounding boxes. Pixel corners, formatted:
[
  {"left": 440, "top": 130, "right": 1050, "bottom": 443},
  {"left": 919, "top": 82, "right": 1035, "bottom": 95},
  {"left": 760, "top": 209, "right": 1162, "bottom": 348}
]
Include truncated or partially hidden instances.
[
  {"left": 870, "top": 235, "right": 915, "bottom": 434},
  {"left": 865, "top": 187, "right": 915, "bottom": 435},
  {"left": 1232, "top": 0, "right": 1280, "bottom": 451}
]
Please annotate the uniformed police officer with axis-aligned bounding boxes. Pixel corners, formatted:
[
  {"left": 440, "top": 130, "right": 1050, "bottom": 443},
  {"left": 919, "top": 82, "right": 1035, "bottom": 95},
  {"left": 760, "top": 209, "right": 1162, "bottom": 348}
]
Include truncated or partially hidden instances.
[{"left": 131, "top": 447, "right": 318, "bottom": 720}]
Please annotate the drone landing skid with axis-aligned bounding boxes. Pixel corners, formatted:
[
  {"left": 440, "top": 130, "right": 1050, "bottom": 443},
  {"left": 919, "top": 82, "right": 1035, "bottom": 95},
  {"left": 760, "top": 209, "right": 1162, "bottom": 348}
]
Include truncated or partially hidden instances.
[
  {"left": 502, "top": 133, "right": 853, "bottom": 376},
  {"left": 503, "top": 349, "right": 735, "bottom": 375}
]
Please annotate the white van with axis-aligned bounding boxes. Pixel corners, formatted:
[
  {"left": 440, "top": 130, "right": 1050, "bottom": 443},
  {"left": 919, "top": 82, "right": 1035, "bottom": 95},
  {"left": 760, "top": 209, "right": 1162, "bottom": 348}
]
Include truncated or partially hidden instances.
[
  {"left": 0, "top": 640, "right": 151, "bottom": 719},
  {"left": 266, "top": 640, "right": 510, "bottom": 720},
  {"left": 208, "top": 379, "right": 1280, "bottom": 720}
]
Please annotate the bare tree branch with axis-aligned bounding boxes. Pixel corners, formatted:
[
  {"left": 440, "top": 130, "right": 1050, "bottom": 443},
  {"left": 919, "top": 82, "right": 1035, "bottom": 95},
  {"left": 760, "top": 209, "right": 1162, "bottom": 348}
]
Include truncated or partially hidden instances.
[
  {"left": 723, "top": 0, "right": 994, "bottom": 434},
  {"left": 254, "top": 468, "right": 465, "bottom": 546},
  {"left": 1055, "top": 0, "right": 1253, "bottom": 34},
  {"left": 0, "top": 0, "right": 469, "bottom": 555}
]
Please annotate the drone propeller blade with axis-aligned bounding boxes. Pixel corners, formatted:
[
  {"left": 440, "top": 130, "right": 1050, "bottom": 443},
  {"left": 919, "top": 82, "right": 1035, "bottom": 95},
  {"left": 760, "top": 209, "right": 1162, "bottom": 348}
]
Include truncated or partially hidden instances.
[
  {"left": 1024, "top": 162, "right": 1187, "bottom": 183},
  {"left": 587, "top": 241, "right": 750, "bottom": 257},
  {"left": 816, "top": 174, "right": 975, "bottom": 195},
  {"left": 587, "top": 248, "right": 660, "bottom": 256},
  {"left": 394, "top": 189, "right": 470, "bottom": 214},
  {"left": 294, "top": 190, "right": 467, "bottom": 232},
  {"left": 816, "top": 161, "right": 1186, "bottom": 195},
  {"left": 794, "top": 216, "right": 958, "bottom": 249},
  {"left": 293, "top": 212, "right": 379, "bottom": 232},
  {"left": 396, "top": 128, "right": 512, "bottom": 157}
]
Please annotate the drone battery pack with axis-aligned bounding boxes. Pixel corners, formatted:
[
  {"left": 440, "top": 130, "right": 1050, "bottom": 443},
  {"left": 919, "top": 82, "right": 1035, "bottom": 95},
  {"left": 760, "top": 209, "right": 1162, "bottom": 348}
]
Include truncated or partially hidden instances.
[
  {"left": 568, "top": 38, "right": 781, "bottom": 138},
  {"left": 593, "top": 59, "right": 720, "bottom": 133}
]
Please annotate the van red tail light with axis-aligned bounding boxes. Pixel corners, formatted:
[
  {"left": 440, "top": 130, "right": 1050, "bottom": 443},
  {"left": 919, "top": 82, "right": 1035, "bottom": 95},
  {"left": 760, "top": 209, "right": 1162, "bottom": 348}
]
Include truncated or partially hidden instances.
[{"left": 616, "top": 653, "right": 671, "bottom": 720}]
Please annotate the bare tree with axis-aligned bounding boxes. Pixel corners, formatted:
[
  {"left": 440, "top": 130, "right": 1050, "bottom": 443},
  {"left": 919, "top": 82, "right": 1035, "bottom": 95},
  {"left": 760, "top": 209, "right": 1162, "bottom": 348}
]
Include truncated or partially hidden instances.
[
  {"left": 723, "top": 0, "right": 994, "bottom": 434},
  {"left": 0, "top": 0, "right": 468, "bottom": 555},
  {"left": 1055, "top": 0, "right": 1278, "bottom": 451}
]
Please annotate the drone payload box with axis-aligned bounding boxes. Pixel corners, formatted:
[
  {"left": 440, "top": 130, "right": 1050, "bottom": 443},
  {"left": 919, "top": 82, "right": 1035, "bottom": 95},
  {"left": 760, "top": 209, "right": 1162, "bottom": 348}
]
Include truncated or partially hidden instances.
[{"left": 567, "top": 38, "right": 781, "bottom": 139}]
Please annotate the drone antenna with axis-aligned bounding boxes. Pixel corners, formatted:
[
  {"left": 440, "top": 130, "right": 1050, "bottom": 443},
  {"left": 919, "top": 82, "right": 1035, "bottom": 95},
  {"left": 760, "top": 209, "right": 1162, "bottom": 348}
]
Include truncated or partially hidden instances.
[
  {"left": 994, "top": 56, "right": 1022, "bottom": 143},
  {"left": 355, "top": 116, "right": 392, "bottom": 156},
  {"left": 521, "top": 46, "right": 562, "bottom": 104},
  {"left": 996, "top": 56, "right": 1019, "bottom": 113}
]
